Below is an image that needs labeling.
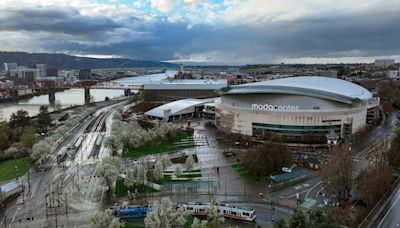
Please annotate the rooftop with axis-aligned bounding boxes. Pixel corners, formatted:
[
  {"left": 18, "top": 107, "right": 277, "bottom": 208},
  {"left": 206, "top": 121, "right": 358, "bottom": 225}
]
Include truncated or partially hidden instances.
[
  {"left": 221, "top": 76, "right": 372, "bottom": 104},
  {"left": 145, "top": 98, "right": 217, "bottom": 118},
  {"left": 143, "top": 79, "right": 227, "bottom": 90}
]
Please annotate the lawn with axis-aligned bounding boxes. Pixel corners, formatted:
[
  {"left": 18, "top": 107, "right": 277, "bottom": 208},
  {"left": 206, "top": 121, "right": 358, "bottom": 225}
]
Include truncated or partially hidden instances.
[
  {"left": 124, "top": 132, "right": 194, "bottom": 157},
  {"left": 115, "top": 178, "right": 159, "bottom": 197},
  {"left": 0, "top": 157, "right": 33, "bottom": 182},
  {"left": 123, "top": 218, "right": 145, "bottom": 228},
  {"left": 232, "top": 163, "right": 268, "bottom": 183}
]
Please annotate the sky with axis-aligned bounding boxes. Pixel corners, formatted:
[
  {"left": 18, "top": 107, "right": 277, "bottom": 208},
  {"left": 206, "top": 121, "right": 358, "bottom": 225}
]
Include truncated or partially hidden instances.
[{"left": 0, "top": 0, "right": 399, "bottom": 64}]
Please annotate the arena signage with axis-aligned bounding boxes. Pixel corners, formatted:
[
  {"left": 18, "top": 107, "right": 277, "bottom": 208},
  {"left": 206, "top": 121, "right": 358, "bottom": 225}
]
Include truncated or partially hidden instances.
[{"left": 251, "top": 103, "right": 299, "bottom": 111}]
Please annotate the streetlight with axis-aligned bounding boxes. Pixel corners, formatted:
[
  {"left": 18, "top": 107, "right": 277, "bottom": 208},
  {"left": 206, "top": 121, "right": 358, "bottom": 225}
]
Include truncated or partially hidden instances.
[{"left": 14, "top": 165, "right": 19, "bottom": 182}]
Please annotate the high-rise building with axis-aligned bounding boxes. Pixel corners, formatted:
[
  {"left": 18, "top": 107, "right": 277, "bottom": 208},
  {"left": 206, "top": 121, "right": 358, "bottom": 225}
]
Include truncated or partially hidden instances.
[
  {"left": 47, "top": 68, "right": 58, "bottom": 77},
  {"left": 374, "top": 59, "right": 395, "bottom": 66},
  {"left": 36, "top": 64, "right": 47, "bottom": 78},
  {"left": 79, "top": 68, "right": 91, "bottom": 80},
  {"left": 4, "top": 63, "right": 17, "bottom": 71}
]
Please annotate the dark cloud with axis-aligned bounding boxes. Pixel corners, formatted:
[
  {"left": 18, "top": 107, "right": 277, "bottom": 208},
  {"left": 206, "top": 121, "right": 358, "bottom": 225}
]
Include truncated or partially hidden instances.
[
  {"left": 3, "top": 5, "right": 400, "bottom": 63},
  {"left": 0, "top": 7, "right": 131, "bottom": 41}
]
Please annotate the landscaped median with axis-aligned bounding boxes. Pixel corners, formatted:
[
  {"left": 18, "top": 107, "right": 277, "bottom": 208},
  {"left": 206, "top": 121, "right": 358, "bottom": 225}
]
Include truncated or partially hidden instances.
[
  {"left": 163, "top": 169, "right": 202, "bottom": 181},
  {"left": 0, "top": 157, "right": 32, "bottom": 182},
  {"left": 115, "top": 178, "right": 159, "bottom": 197},
  {"left": 123, "top": 131, "right": 194, "bottom": 157}
]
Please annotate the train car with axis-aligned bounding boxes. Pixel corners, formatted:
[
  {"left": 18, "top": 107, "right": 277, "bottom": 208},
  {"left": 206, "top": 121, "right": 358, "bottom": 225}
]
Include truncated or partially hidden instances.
[
  {"left": 112, "top": 206, "right": 151, "bottom": 219},
  {"left": 95, "top": 134, "right": 103, "bottom": 148},
  {"left": 180, "top": 202, "right": 256, "bottom": 222},
  {"left": 56, "top": 146, "right": 68, "bottom": 164}
]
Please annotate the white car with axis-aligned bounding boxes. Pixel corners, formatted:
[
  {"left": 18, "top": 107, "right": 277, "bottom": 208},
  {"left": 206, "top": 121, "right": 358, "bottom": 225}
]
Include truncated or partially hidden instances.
[{"left": 282, "top": 167, "right": 292, "bottom": 173}]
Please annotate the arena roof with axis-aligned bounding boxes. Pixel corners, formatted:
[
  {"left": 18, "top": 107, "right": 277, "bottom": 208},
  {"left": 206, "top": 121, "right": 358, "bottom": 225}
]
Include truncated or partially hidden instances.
[
  {"left": 145, "top": 98, "right": 217, "bottom": 118},
  {"left": 221, "top": 76, "right": 372, "bottom": 104}
]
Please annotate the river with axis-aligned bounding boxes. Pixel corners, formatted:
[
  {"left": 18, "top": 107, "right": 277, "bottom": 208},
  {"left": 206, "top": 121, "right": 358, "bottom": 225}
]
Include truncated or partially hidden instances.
[{"left": 0, "top": 71, "right": 176, "bottom": 121}]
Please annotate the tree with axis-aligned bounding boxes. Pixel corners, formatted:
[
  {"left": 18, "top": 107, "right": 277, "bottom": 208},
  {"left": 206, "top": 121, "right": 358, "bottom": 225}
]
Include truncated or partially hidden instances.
[
  {"left": 9, "top": 110, "right": 30, "bottom": 140},
  {"left": 36, "top": 105, "right": 52, "bottom": 133},
  {"left": 19, "top": 127, "right": 37, "bottom": 148},
  {"left": 185, "top": 155, "right": 195, "bottom": 174},
  {"left": 124, "top": 169, "right": 136, "bottom": 188},
  {"left": 153, "top": 161, "right": 164, "bottom": 181},
  {"left": 321, "top": 144, "right": 354, "bottom": 202},
  {"left": 191, "top": 217, "right": 208, "bottom": 228},
  {"left": 4, "top": 147, "right": 19, "bottom": 160},
  {"left": 31, "top": 140, "right": 51, "bottom": 161},
  {"left": 9, "top": 110, "right": 30, "bottom": 129},
  {"left": 90, "top": 208, "right": 124, "bottom": 228},
  {"left": 0, "top": 123, "right": 11, "bottom": 151},
  {"left": 144, "top": 197, "right": 188, "bottom": 228},
  {"left": 274, "top": 218, "right": 288, "bottom": 228},
  {"left": 243, "top": 136, "right": 292, "bottom": 179},
  {"left": 387, "top": 127, "right": 400, "bottom": 167},
  {"left": 96, "top": 157, "right": 123, "bottom": 195},
  {"left": 358, "top": 160, "right": 393, "bottom": 208},
  {"left": 207, "top": 202, "right": 224, "bottom": 227},
  {"left": 289, "top": 209, "right": 307, "bottom": 228},
  {"left": 160, "top": 155, "right": 172, "bottom": 170},
  {"left": 105, "top": 135, "right": 122, "bottom": 156},
  {"left": 308, "top": 210, "right": 339, "bottom": 228},
  {"left": 174, "top": 165, "right": 182, "bottom": 178},
  {"left": 135, "top": 163, "right": 146, "bottom": 187}
]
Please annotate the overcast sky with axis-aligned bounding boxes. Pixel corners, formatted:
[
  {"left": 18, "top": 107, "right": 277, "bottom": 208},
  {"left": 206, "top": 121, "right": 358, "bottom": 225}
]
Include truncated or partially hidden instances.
[{"left": 0, "top": 0, "right": 399, "bottom": 64}]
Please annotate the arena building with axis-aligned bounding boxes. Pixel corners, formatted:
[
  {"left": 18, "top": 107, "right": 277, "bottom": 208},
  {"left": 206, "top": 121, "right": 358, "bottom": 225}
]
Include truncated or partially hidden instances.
[{"left": 215, "top": 76, "right": 379, "bottom": 142}]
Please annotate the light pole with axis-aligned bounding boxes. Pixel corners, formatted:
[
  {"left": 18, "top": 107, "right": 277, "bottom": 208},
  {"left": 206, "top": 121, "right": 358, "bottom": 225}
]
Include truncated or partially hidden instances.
[{"left": 14, "top": 165, "right": 19, "bottom": 182}]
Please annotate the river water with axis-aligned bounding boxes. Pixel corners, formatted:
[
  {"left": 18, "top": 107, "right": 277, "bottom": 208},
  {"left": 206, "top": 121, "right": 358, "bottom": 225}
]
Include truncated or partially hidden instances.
[{"left": 0, "top": 71, "right": 175, "bottom": 121}]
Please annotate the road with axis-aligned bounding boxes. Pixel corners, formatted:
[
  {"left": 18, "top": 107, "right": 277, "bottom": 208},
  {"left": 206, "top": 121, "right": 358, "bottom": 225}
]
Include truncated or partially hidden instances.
[{"left": 372, "top": 184, "right": 400, "bottom": 228}]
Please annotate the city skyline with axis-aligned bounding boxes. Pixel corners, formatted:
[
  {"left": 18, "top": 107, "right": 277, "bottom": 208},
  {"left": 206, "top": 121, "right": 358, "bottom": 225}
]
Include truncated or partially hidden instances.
[{"left": 0, "top": 0, "right": 399, "bottom": 64}]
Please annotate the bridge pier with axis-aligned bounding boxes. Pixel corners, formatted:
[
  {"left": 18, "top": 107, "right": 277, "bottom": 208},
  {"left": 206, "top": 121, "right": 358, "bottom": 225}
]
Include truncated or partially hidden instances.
[
  {"left": 48, "top": 89, "right": 56, "bottom": 104},
  {"left": 84, "top": 88, "right": 91, "bottom": 104},
  {"left": 124, "top": 89, "right": 131, "bottom": 96}
]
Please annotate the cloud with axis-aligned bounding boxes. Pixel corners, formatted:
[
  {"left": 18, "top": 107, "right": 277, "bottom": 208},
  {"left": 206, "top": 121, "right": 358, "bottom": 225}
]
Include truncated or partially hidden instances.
[{"left": 0, "top": 0, "right": 400, "bottom": 64}]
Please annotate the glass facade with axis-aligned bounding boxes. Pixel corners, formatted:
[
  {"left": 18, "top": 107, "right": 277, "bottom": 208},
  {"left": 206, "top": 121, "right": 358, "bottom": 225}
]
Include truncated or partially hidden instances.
[{"left": 252, "top": 122, "right": 341, "bottom": 137}]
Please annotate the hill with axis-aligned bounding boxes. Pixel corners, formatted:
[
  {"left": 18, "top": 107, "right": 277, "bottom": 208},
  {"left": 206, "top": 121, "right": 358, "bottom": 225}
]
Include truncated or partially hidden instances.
[{"left": 0, "top": 51, "right": 176, "bottom": 70}]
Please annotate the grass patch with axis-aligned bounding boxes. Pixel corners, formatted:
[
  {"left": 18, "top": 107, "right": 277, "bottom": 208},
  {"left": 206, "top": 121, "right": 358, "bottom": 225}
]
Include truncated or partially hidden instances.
[
  {"left": 184, "top": 215, "right": 194, "bottom": 228},
  {"left": 124, "top": 132, "right": 193, "bottom": 157},
  {"left": 0, "top": 157, "right": 33, "bottom": 182},
  {"left": 123, "top": 218, "right": 145, "bottom": 228},
  {"left": 115, "top": 178, "right": 159, "bottom": 197},
  {"left": 232, "top": 163, "right": 268, "bottom": 183},
  {"left": 146, "top": 171, "right": 171, "bottom": 185}
]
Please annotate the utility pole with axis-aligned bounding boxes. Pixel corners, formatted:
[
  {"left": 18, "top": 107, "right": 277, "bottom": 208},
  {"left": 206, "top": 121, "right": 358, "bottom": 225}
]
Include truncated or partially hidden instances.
[{"left": 65, "top": 194, "right": 68, "bottom": 215}]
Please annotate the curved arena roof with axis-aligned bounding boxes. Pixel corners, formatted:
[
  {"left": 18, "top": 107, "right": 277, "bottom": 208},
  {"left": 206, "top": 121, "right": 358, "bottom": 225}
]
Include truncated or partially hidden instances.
[{"left": 221, "top": 76, "right": 372, "bottom": 104}]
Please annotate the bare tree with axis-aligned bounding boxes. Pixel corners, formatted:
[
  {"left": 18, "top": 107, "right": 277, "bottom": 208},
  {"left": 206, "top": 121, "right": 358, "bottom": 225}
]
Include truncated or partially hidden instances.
[
  {"left": 242, "top": 136, "right": 292, "bottom": 179},
  {"left": 321, "top": 144, "right": 354, "bottom": 201},
  {"left": 387, "top": 128, "right": 400, "bottom": 167},
  {"left": 358, "top": 159, "right": 393, "bottom": 208}
]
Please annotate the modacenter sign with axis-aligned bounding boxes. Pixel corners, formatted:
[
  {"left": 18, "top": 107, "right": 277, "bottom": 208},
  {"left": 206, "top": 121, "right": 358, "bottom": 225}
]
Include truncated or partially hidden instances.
[{"left": 251, "top": 103, "right": 299, "bottom": 111}]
